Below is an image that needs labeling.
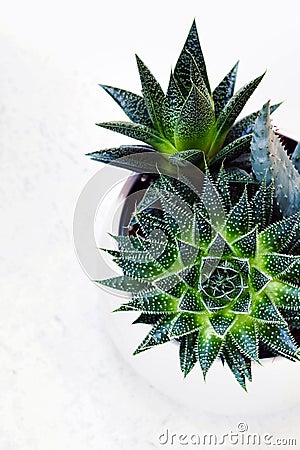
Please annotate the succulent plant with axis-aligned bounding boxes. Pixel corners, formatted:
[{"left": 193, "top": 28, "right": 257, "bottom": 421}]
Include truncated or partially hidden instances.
[
  {"left": 88, "top": 20, "right": 280, "bottom": 174},
  {"left": 251, "top": 102, "right": 300, "bottom": 217},
  {"left": 99, "top": 169, "right": 300, "bottom": 390}
]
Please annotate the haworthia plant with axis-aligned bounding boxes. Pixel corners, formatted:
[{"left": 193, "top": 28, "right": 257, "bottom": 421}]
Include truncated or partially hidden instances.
[
  {"left": 88, "top": 20, "right": 280, "bottom": 172},
  {"left": 251, "top": 102, "right": 300, "bottom": 217},
  {"left": 98, "top": 174, "right": 300, "bottom": 390}
]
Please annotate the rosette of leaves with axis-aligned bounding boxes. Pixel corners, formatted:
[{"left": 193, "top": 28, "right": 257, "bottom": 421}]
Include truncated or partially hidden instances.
[
  {"left": 88, "top": 20, "right": 280, "bottom": 176},
  {"left": 99, "top": 173, "right": 300, "bottom": 390}
]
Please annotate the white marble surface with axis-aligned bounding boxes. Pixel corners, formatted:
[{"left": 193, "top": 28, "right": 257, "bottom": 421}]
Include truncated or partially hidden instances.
[{"left": 1, "top": 1, "right": 300, "bottom": 448}]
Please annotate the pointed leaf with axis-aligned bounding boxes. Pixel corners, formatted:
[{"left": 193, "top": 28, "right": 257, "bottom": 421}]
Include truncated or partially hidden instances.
[
  {"left": 266, "top": 281, "right": 300, "bottom": 310},
  {"left": 198, "top": 329, "right": 223, "bottom": 378},
  {"left": 230, "top": 291, "right": 251, "bottom": 313},
  {"left": 174, "top": 20, "right": 210, "bottom": 95},
  {"left": 233, "top": 227, "right": 257, "bottom": 258},
  {"left": 179, "top": 331, "right": 198, "bottom": 376},
  {"left": 209, "top": 311, "right": 235, "bottom": 335},
  {"left": 134, "top": 314, "right": 178, "bottom": 354},
  {"left": 162, "top": 72, "right": 185, "bottom": 144},
  {"left": 250, "top": 267, "right": 270, "bottom": 292},
  {"left": 223, "top": 347, "right": 247, "bottom": 390},
  {"left": 256, "top": 322, "right": 299, "bottom": 360},
  {"left": 174, "top": 84, "right": 215, "bottom": 152},
  {"left": 179, "top": 289, "right": 206, "bottom": 313},
  {"left": 100, "top": 84, "right": 152, "bottom": 127},
  {"left": 135, "top": 55, "right": 165, "bottom": 133},
  {"left": 251, "top": 294, "right": 283, "bottom": 323},
  {"left": 222, "top": 167, "right": 257, "bottom": 184},
  {"left": 230, "top": 317, "right": 259, "bottom": 361},
  {"left": 170, "top": 312, "right": 202, "bottom": 338},
  {"left": 261, "top": 253, "right": 297, "bottom": 278},
  {"left": 225, "top": 335, "right": 252, "bottom": 383},
  {"left": 258, "top": 213, "right": 300, "bottom": 253},
  {"left": 215, "top": 164, "right": 232, "bottom": 212},
  {"left": 212, "top": 73, "right": 265, "bottom": 151},
  {"left": 213, "top": 61, "right": 239, "bottom": 119},
  {"left": 210, "top": 134, "right": 252, "bottom": 166},
  {"left": 129, "top": 290, "right": 179, "bottom": 314},
  {"left": 226, "top": 189, "right": 252, "bottom": 239},
  {"left": 87, "top": 144, "right": 157, "bottom": 172},
  {"left": 97, "top": 275, "right": 151, "bottom": 293},
  {"left": 250, "top": 178, "right": 274, "bottom": 231},
  {"left": 224, "top": 102, "right": 281, "bottom": 145},
  {"left": 96, "top": 121, "right": 175, "bottom": 153}
]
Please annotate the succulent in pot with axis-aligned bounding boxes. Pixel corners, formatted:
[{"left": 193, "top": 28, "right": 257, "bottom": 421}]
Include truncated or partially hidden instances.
[{"left": 87, "top": 21, "right": 300, "bottom": 392}]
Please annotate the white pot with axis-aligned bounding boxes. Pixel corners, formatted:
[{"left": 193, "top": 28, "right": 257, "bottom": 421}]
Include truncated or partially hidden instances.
[{"left": 94, "top": 170, "right": 300, "bottom": 416}]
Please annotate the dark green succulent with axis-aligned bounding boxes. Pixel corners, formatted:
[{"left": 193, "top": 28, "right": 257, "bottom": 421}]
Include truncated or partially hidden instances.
[
  {"left": 99, "top": 172, "right": 300, "bottom": 390},
  {"left": 88, "top": 20, "right": 280, "bottom": 173}
]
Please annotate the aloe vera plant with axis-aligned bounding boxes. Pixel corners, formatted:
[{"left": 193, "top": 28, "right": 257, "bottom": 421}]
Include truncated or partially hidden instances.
[
  {"left": 88, "top": 20, "right": 280, "bottom": 173},
  {"left": 99, "top": 172, "right": 300, "bottom": 389},
  {"left": 251, "top": 102, "right": 300, "bottom": 217}
]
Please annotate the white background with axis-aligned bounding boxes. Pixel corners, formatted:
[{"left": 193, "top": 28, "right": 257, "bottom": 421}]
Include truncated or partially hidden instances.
[{"left": 1, "top": 0, "right": 300, "bottom": 449}]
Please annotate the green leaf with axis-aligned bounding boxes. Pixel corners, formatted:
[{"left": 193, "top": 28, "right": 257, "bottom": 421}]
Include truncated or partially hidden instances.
[
  {"left": 251, "top": 102, "right": 300, "bottom": 217},
  {"left": 100, "top": 84, "right": 152, "bottom": 127},
  {"left": 224, "top": 102, "right": 281, "bottom": 145},
  {"left": 135, "top": 55, "right": 165, "bottom": 134},
  {"left": 170, "top": 312, "right": 202, "bottom": 338},
  {"left": 169, "top": 149, "right": 205, "bottom": 168},
  {"left": 123, "top": 290, "right": 179, "bottom": 314},
  {"left": 213, "top": 61, "right": 239, "bottom": 119},
  {"left": 134, "top": 314, "right": 178, "bottom": 354},
  {"left": 222, "top": 167, "right": 257, "bottom": 184},
  {"left": 209, "top": 134, "right": 252, "bottom": 166},
  {"left": 261, "top": 253, "right": 298, "bottom": 278},
  {"left": 174, "top": 20, "right": 210, "bottom": 95},
  {"left": 292, "top": 142, "right": 300, "bottom": 173},
  {"left": 230, "top": 291, "right": 251, "bottom": 313},
  {"left": 87, "top": 144, "right": 157, "bottom": 172},
  {"left": 250, "top": 294, "right": 283, "bottom": 323},
  {"left": 230, "top": 317, "right": 259, "bottom": 361},
  {"left": 223, "top": 348, "right": 247, "bottom": 390},
  {"left": 96, "top": 121, "right": 176, "bottom": 153},
  {"left": 225, "top": 335, "right": 252, "bottom": 382},
  {"left": 278, "top": 258, "right": 300, "bottom": 286},
  {"left": 232, "top": 227, "right": 257, "bottom": 258},
  {"left": 215, "top": 164, "right": 232, "bottom": 212},
  {"left": 179, "top": 331, "right": 198, "bottom": 377},
  {"left": 174, "top": 84, "right": 215, "bottom": 152},
  {"left": 211, "top": 73, "right": 265, "bottom": 153},
  {"left": 266, "top": 281, "right": 300, "bottom": 310},
  {"left": 250, "top": 178, "right": 274, "bottom": 231},
  {"left": 209, "top": 311, "right": 235, "bottom": 335},
  {"left": 198, "top": 329, "right": 223, "bottom": 378},
  {"left": 189, "top": 53, "right": 211, "bottom": 103},
  {"left": 97, "top": 275, "right": 151, "bottom": 293},
  {"left": 162, "top": 71, "right": 185, "bottom": 144},
  {"left": 179, "top": 289, "right": 206, "bottom": 313},
  {"left": 178, "top": 264, "right": 201, "bottom": 289},
  {"left": 226, "top": 189, "right": 252, "bottom": 239},
  {"left": 250, "top": 267, "right": 270, "bottom": 292},
  {"left": 256, "top": 322, "right": 299, "bottom": 360},
  {"left": 132, "top": 313, "right": 162, "bottom": 325},
  {"left": 258, "top": 213, "right": 300, "bottom": 253}
]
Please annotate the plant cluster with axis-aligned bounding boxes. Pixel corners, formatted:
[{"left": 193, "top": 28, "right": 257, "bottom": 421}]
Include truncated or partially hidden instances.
[{"left": 90, "top": 21, "right": 300, "bottom": 388}]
